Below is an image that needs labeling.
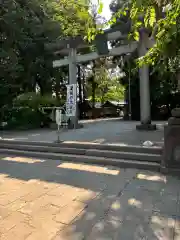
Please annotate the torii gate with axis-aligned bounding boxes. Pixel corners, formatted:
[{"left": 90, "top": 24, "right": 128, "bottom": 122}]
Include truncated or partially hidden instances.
[{"left": 46, "top": 26, "right": 155, "bottom": 130}]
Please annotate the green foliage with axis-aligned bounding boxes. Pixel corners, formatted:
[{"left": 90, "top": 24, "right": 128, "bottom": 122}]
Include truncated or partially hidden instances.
[
  {"left": 98, "top": 1, "right": 104, "bottom": 14},
  {"left": 108, "top": 0, "right": 180, "bottom": 120},
  {"left": 0, "top": 107, "right": 48, "bottom": 130},
  {"left": 94, "top": 65, "right": 124, "bottom": 102},
  {"left": 50, "top": 0, "right": 94, "bottom": 37},
  {"left": 87, "top": 58, "right": 125, "bottom": 103},
  {"left": 108, "top": 0, "right": 180, "bottom": 74},
  {"left": 129, "top": 0, "right": 180, "bottom": 70},
  {"left": 105, "top": 78, "right": 125, "bottom": 101},
  {"left": 94, "top": 64, "right": 110, "bottom": 99},
  {"left": 13, "top": 92, "right": 63, "bottom": 109},
  {"left": 0, "top": 0, "right": 95, "bottom": 111},
  {"left": 0, "top": 92, "right": 64, "bottom": 130}
]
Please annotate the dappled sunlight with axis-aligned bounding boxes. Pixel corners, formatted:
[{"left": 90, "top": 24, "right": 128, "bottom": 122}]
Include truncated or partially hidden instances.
[
  {"left": 85, "top": 212, "right": 96, "bottom": 221},
  {"left": 85, "top": 218, "right": 122, "bottom": 239},
  {"left": 0, "top": 152, "right": 179, "bottom": 239},
  {"left": 151, "top": 215, "right": 175, "bottom": 228},
  {"left": 111, "top": 200, "right": 121, "bottom": 210},
  {"left": 59, "top": 162, "right": 120, "bottom": 175},
  {"left": 96, "top": 219, "right": 121, "bottom": 230},
  {"left": 2, "top": 156, "right": 45, "bottom": 163},
  {"left": 1, "top": 138, "right": 16, "bottom": 141},
  {"left": 92, "top": 138, "right": 105, "bottom": 143},
  {"left": 150, "top": 213, "right": 175, "bottom": 240},
  {"left": 62, "top": 141, "right": 101, "bottom": 145},
  {"left": 12, "top": 137, "right": 29, "bottom": 140},
  {"left": 62, "top": 140, "right": 129, "bottom": 146},
  {"left": 128, "top": 198, "right": 142, "bottom": 208},
  {"left": 137, "top": 173, "right": 166, "bottom": 182},
  {"left": 1, "top": 138, "right": 28, "bottom": 141},
  {"left": 107, "top": 143, "right": 128, "bottom": 146},
  {"left": 27, "top": 179, "right": 48, "bottom": 184},
  {"left": 94, "top": 221, "right": 105, "bottom": 231}
]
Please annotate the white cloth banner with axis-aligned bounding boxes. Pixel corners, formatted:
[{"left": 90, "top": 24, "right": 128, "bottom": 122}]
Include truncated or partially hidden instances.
[
  {"left": 56, "top": 109, "right": 62, "bottom": 125},
  {"left": 66, "top": 84, "right": 77, "bottom": 117}
]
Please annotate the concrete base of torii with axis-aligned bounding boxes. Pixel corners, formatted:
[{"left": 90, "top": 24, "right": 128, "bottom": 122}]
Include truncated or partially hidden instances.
[{"left": 136, "top": 123, "right": 157, "bottom": 131}]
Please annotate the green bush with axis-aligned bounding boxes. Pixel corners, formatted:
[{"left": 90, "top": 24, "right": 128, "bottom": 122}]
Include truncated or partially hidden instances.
[
  {"left": 0, "top": 92, "right": 65, "bottom": 130},
  {"left": 0, "top": 107, "right": 50, "bottom": 130},
  {"left": 13, "top": 92, "right": 63, "bottom": 109}
]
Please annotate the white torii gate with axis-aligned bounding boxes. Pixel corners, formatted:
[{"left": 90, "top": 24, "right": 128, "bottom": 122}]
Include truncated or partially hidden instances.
[{"left": 51, "top": 29, "right": 155, "bottom": 129}]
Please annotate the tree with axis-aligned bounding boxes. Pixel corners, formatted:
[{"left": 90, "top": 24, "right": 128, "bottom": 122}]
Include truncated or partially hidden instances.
[
  {"left": 105, "top": 77, "right": 125, "bottom": 101},
  {"left": 93, "top": 0, "right": 180, "bottom": 78},
  {"left": 0, "top": 0, "right": 94, "bottom": 106},
  {"left": 129, "top": 0, "right": 180, "bottom": 67},
  {"left": 94, "top": 59, "right": 110, "bottom": 104},
  {"left": 110, "top": 0, "right": 180, "bottom": 77},
  {"left": 105, "top": 0, "right": 180, "bottom": 120},
  {"left": 86, "top": 56, "right": 125, "bottom": 105}
]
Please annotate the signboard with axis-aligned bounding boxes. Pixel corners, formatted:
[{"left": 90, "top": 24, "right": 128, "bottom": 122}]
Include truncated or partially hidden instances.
[
  {"left": 66, "top": 84, "right": 77, "bottom": 117},
  {"left": 56, "top": 109, "right": 62, "bottom": 126}
]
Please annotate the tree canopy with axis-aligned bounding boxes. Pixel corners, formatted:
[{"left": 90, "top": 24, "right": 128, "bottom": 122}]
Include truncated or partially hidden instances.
[
  {"left": 0, "top": 0, "right": 95, "bottom": 106},
  {"left": 108, "top": 0, "right": 180, "bottom": 73},
  {"left": 3, "top": 0, "right": 180, "bottom": 123}
]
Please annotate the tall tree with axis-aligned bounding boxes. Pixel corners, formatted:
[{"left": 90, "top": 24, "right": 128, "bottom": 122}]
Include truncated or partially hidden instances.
[{"left": 0, "top": 0, "right": 94, "bottom": 107}]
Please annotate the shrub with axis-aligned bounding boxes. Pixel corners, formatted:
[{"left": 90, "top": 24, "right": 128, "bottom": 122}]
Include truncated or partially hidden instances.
[
  {"left": 0, "top": 92, "right": 65, "bottom": 130},
  {"left": 0, "top": 107, "right": 49, "bottom": 130},
  {"left": 13, "top": 92, "right": 63, "bottom": 109}
]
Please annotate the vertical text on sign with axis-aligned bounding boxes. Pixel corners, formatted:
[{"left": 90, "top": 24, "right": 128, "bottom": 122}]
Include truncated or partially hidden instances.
[{"left": 66, "top": 84, "right": 77, "bottom": 117}]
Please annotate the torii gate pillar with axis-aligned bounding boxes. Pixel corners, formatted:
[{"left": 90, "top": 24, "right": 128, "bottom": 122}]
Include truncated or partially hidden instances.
[
  {"left": 68, "top": 47, "right": 79, "bottom": 128},
  {"left": 136, "top": 31, "right": 156, "bottom": 130}
]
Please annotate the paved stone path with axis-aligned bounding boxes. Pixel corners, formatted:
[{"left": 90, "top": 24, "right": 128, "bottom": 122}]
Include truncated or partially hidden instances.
[
  {"left": 0, "top": 155, "right": 180, "bottom": 239},
  {"left": 0, "top": 119, "right": 165, "bottom": 146}
]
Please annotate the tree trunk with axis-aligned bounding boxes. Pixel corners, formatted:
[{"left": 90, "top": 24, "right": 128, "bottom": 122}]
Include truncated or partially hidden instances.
[
  {"left": 82, "top": 68, "right": 86, "bottom": 102},
  {"left": 92, "top": 61, "right": 96, "bottom": 109},
  {"left": 55, "top": 78, "right": 60, "bottom": 100},
  {"left": 177, "top": 71, "right": 180, "bottom": 91},
  {"left": 37, "top": 79, "right": 51, "bottom": 96},
  {"left": 92, "top": 80, "right": 96, "bottom": 109}
]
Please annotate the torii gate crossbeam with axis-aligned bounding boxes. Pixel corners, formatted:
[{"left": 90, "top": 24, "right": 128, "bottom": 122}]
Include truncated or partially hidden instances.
[{"left": 53, "top": 42, "right": 138, "bottom": 67}]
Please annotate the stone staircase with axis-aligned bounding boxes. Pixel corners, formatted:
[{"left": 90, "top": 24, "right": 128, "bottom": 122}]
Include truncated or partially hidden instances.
[{"left": 0, "top": 140, "right": 162, "bottom": 171}]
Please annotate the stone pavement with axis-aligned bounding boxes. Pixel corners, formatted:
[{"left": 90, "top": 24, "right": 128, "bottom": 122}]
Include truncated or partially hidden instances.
[
  {"left": 0, "top": 155, "right": 180, "bottom": 239},
  {"left": 0, "top": 119, "right": 165, "bottom": 146}
]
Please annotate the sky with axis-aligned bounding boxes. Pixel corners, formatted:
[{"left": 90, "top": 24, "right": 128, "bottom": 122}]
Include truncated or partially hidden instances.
[{"left": 92, "top": 0, "right": 112, "bottom": 21}]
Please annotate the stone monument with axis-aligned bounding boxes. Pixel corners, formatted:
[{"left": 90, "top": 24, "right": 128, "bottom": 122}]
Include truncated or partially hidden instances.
[{"left": 163, "top": 108, "right": 180, "bottom": 173}]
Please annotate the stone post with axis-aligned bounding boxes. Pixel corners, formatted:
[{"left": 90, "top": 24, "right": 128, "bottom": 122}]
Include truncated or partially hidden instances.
[
  {"left": 162, "top": 72, "right": 180, "bottom": 173},
  {"left": 162, "top": 108, "right": 180, "bottom": 174}
]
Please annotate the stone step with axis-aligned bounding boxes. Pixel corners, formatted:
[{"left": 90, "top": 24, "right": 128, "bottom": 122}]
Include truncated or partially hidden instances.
[
  {"left": 0, "top": 140, "right": 162, "bottom": 155},
  {"left": 0, "top": 143, "right": 161, "bottom": 162},
  {"left": 85, "top": 149, "right": 161, "bottom": 163},
  {"left": 0, "top": 148, "right": 160, "bottom": 171}
]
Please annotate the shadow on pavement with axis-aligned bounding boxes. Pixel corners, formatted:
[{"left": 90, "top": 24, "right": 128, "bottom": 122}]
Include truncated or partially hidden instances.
[{"left": 0, "top": 155, "right": 179, "bottom": 239}]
